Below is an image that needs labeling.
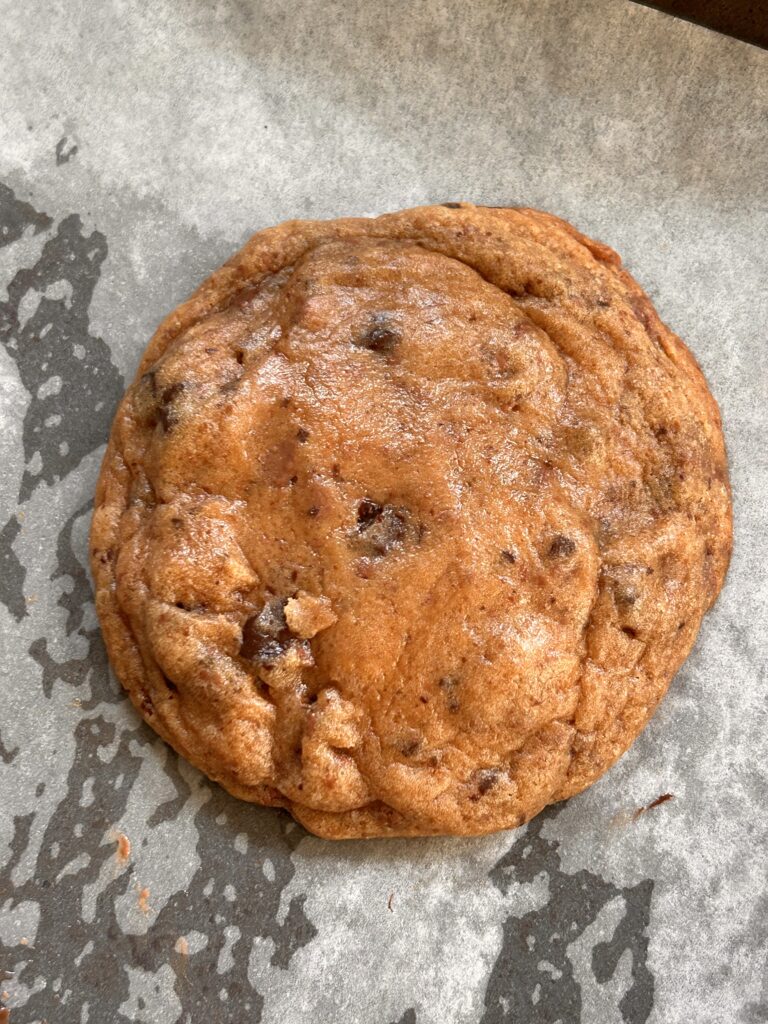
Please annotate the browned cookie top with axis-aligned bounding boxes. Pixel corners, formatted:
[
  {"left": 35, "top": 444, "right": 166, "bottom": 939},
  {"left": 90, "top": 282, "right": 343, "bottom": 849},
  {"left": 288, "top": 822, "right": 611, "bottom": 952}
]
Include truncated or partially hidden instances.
[{"left": 91, "top": 204, "right": 731, "bottom": 838}]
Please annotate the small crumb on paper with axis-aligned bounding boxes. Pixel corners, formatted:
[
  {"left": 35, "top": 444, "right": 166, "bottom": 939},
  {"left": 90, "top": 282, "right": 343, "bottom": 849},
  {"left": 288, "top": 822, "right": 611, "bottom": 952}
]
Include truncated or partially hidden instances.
[
  {"left": 633, "top": 793, "right": 675, "bottom": 821},
  {"left": 115, "top": 833, "right": 131, "bottom": 863},
  {"left": 138, "top": 887, "right": 151, "bottom": 915}
]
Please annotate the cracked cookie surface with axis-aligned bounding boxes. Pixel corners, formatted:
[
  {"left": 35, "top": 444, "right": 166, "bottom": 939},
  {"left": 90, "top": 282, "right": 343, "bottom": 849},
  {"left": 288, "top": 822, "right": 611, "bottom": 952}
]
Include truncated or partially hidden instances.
[{"left": 91, "top": 204, "right": 731, "bottom": 838}]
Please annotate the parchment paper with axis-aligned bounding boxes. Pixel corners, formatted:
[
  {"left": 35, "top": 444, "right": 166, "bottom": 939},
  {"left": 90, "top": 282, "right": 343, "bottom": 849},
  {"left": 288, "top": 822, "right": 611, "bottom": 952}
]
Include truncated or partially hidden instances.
[{"left": 1, "top": 2, "right": 766, "bottom": 1021}]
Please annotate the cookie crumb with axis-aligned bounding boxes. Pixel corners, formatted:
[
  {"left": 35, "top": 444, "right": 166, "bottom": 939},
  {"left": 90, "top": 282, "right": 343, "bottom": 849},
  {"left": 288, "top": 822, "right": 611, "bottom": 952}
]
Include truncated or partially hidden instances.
[
  {"left": 115, "top": 832, "right": 131, "bottom": 863},
  {"left": 137, "top": 886, "right": 151, "bottom": 915},
  {"left": 283, "top": 592, "right": 337, "bottom": 638}
]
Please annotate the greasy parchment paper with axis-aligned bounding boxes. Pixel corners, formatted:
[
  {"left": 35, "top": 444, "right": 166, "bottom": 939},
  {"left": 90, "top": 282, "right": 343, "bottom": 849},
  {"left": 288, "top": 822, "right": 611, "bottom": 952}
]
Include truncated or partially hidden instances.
[{"left": 1, "top": 2, "right": 766, "bottom": 1022}]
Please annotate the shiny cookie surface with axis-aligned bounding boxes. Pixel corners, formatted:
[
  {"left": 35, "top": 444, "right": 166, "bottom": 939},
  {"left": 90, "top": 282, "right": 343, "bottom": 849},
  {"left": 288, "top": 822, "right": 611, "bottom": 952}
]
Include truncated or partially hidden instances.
[{"left": 91, "top": 204, "right": 731, "bottom": 838}]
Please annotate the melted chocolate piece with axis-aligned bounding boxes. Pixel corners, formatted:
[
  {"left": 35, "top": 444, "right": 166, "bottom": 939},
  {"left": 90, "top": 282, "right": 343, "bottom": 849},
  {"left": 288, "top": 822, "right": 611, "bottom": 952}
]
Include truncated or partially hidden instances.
[
  {"left": 240, "top": 598, "right": 294, "bottom": 665},
  {"left": 470, "top": 768, "right": 500, "bottom": 800},
  {"left": 355, "top": 313, "right": 400, "bottom": 354},
  {"left": 399, "top": 734, "right": 422, "bottom": 757},
  {"left": 356, "top": 500, "right": 409, "bottom": 556},
  {"left": 157, "top": 381, "right": 186, "bottom": 432},
  {"left": 548, "top": 534, "right": 576, "bottom": 558}
]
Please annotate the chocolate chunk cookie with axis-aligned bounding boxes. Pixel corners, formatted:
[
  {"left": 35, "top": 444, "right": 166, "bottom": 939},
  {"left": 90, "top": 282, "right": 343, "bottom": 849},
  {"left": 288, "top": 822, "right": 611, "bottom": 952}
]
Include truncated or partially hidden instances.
[{"left": 91, "top": 203, "right": 731, "bottom": 838}]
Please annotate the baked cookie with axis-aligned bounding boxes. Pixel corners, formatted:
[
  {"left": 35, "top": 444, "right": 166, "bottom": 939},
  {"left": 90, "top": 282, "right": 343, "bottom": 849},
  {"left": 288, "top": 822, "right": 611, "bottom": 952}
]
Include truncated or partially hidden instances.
[{"left": 91, "top": 204, "right": 731, "bottom": 838}]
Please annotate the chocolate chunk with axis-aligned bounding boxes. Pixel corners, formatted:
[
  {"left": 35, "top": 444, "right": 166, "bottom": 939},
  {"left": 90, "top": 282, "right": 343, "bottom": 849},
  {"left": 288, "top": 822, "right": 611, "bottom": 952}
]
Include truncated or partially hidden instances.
[
  {"left": 243, "top": 634, "right": 286, "bottom": 665},
  {"left": 621, "top": 625, "right": 638, "bottom": 639},
  {"left": 501, "top": 549, "right": 517, "bottom": 564},
  {"left": 240, "top": 598, "right": 295, "bottom": 665},
  {"left": 357, "top": 498, "right": 383, "bottom": 526},
  {"left": 548, "top": 534, "right": 576, "bottom": 558},
  {"left": 161, "top": 381, "right": 185, "bottom": 404},
  {"left": 399, "top": 733, "right": 422, "bottom": 757},
  {"left": 477, "top": 769, "right": 500, "bottom": 795},
  {"left": 470, "top": 768, "right": 500, "bottom": 799},
  {"left": 296, "top": 427, "right": 310, "bottom": 443},
  {"left": 355, "top": 313, "right": 400, "bottom": 354},
  {"left": 258, "top": 598, "right": 288, "bottom": 636},
  {"left": 356, "top": 500, "right": 408, "bottom": 556},
  {"left": 158, "top": 381, "right": 186, "bottom": 432}
]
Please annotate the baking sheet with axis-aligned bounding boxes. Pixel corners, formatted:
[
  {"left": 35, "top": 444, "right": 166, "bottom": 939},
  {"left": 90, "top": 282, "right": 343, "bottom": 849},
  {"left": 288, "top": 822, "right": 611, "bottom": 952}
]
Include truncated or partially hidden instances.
[{"left": 1, "top": 2, "right": 766, "bottom": 1021}]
